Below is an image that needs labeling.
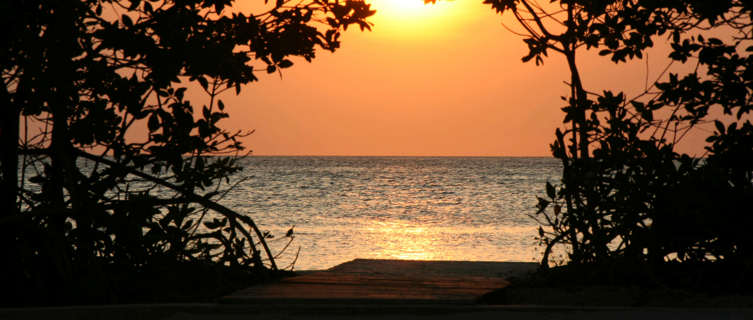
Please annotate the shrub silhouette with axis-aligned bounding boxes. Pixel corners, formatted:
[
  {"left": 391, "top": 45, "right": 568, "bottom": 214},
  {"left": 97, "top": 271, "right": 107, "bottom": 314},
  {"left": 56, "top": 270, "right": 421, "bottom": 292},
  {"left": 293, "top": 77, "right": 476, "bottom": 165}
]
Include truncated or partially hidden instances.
[
  {"left": 475, "top": 0, "right": 753, "bottom": 288},
  {"left": 0, "top": 0, "right": 373, "bottom": 305}
]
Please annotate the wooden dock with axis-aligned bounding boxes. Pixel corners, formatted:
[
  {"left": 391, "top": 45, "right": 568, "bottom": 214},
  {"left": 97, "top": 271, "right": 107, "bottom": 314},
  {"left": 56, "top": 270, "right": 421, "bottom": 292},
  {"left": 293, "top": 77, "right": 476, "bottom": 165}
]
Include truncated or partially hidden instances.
[
  {"left": 222, "top": 259, "right": 537, "bottom": 304},
  {"left": 7, "top": 260, "right": 752, "bottom": 320}
]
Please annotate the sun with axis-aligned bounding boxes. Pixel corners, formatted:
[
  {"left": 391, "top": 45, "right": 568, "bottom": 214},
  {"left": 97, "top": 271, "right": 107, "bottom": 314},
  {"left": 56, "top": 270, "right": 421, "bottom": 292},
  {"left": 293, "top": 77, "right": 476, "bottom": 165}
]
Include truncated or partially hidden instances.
[
  {"left": 365, "top": 0, "right": 459, "bottom": 35},
  {"left": 375, "top": 0, "right": 427, "bottom": 14},
  {"left": 367, "top": 0, "right": 447, "bottom": 21}
]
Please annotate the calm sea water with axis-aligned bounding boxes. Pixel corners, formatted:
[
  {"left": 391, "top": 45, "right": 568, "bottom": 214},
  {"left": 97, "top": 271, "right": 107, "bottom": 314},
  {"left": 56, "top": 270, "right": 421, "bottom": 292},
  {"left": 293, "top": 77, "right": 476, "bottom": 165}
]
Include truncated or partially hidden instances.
[{"left": 221, "top": 157, "right": 561, "bottom": 270}]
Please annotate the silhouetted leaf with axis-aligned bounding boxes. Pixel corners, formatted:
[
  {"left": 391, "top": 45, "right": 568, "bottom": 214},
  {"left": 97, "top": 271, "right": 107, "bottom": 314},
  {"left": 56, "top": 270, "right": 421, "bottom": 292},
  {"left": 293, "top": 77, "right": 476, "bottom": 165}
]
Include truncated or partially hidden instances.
[
  {"left": 122, "top": 14, "right": 133, "bottom": 28},
  {"left": 546, "top": 182, "right": 556, "bottom": 199},
  {"left": 286, "top": 226, "right": 294, "bottom": 237},
  {"left": 715, "top": 120, "right": 725, "bottom": 134},
  {"left": 197, "top": 76, "right": 209, "bottom": 90},
  {"left": 147, "top": 113, "right": 159, "bottom": 131}
]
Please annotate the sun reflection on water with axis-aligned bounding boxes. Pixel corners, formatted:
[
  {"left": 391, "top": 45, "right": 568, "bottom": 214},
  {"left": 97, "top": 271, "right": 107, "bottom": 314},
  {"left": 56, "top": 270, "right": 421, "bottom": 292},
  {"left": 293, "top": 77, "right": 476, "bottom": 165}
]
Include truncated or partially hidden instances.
[
  {"left": 363, "top": 220, "right": 447, "bottom": 261},
  {"left": 222, "top": 157, "right": 562, "bottom": 269}
]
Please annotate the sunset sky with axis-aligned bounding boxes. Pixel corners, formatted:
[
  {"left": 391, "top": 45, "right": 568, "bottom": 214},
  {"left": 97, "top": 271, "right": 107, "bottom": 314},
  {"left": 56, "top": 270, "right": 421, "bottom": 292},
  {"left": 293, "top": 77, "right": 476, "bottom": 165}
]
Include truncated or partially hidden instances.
[{"left": 219, "top": 0, "right": 708, "bottom": 156}]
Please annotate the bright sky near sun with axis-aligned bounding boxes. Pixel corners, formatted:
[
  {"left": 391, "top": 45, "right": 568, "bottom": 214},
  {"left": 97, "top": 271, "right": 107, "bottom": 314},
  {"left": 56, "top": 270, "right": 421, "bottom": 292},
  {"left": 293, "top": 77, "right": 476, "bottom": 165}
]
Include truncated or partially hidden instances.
[
  {"left": 366, "top": 0, "right": 464, "bottom": 32},
  {"left": 216, "top": 0, "right": 708, "bottom": 156}
]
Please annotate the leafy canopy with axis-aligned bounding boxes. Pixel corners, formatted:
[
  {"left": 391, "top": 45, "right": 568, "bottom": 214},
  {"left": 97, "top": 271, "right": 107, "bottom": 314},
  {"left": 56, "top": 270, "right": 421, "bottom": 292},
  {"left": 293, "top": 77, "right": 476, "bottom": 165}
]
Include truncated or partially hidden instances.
[
  {"left": 0, "top": 0, "right": 373, "bottom": 305},
  {"left": 477, "top": 0, "right": 752, "bottom": 287}
]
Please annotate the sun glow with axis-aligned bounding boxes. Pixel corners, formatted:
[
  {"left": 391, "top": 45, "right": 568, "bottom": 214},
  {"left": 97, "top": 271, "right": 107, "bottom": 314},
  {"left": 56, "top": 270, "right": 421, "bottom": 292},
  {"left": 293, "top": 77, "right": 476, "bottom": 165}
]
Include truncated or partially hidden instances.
[
  {"left": 364, "top": 220, "right": 444, "bottom": 261},
  {"left": 372, "top": 0, "right": 428, "bottom": 16},
  {"left": 365, "top": 0, "right": 464, "bottom": 36}
]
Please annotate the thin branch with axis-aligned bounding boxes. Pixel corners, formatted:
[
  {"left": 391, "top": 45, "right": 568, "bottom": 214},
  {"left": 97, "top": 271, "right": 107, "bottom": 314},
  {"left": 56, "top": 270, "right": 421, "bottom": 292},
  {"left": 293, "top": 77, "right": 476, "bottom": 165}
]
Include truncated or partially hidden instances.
[{"left": 74, "top": 149, "right": 279, "bottom": 271}]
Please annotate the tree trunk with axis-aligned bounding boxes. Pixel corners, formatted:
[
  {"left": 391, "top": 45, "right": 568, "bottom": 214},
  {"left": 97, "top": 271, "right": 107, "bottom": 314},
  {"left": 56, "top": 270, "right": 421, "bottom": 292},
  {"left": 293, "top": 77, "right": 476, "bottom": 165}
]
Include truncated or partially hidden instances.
[
  {"left": 565, "top": 49, "right": 589, "bottom": 160},
  {"left": 0, "top": 85, "right": 18, "bottom": 218},
  {"left": 0, "top": 75, "right": 21, "bottom": 305}
]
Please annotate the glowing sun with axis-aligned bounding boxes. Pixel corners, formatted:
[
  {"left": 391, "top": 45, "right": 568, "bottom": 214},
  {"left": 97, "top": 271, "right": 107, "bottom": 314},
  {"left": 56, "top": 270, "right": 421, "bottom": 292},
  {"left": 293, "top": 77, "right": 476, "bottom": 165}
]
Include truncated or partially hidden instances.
[
  {"left": 378, "top": 0, "right": 427, "bottom": 12},
  {"left": 368, "top": 0, "right": 442, "bottom": 21},
  {"left": 364, "top": 0, "right": 463, "bottom": 36}
]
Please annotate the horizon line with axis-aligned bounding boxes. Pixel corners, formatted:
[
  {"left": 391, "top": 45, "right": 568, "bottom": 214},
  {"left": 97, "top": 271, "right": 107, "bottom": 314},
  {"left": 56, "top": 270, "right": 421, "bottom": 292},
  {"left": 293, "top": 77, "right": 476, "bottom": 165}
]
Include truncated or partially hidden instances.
[{"left": 247, "top": 154, "right": 555, "bottom": 158}]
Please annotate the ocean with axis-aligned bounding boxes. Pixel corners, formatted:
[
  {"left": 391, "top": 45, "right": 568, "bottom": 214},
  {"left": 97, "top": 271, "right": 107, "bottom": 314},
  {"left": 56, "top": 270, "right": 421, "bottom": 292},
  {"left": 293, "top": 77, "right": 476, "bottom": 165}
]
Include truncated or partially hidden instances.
[{"left": 221, "top": 156, "right": 562, "bottom": 270}]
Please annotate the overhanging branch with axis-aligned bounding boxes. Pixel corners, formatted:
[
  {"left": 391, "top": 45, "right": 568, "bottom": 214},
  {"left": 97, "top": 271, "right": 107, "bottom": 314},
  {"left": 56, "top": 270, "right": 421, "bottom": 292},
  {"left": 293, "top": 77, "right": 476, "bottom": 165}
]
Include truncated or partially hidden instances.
[{"left": 73, "top": 149, "right": 279, "bottom": 271}]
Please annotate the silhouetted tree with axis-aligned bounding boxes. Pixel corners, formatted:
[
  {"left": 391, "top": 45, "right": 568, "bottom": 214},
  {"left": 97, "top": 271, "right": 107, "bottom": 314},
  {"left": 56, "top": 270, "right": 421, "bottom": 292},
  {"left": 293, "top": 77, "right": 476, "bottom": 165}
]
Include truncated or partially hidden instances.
[
  {"left": 470, "top": 0, "right": 752, "bottom": 286},
  {"left": 0, "top": 0, "right": 373, "bottom": 305}
]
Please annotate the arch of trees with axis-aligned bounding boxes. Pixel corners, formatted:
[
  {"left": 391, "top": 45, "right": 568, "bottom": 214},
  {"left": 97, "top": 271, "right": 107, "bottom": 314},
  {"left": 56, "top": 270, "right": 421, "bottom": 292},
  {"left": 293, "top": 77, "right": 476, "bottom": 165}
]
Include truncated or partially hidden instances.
[
  {"left": 0, "top": 0, "right": 373, "bottom": 305},
  {"left": 470, "top": 0, "right": 752, "bottom": 288}
]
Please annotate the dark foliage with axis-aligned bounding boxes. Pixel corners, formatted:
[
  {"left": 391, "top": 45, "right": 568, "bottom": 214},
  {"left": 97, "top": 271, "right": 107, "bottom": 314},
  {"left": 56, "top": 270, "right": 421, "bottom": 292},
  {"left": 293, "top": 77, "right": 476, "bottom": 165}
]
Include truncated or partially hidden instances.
[
  {"left": 480, "top": 262, "right": 753, "bottom": 307},
  {"left": 479, "top": 0, "right": 752, "bottom": 288},
  {"left": 0, "top": 0, "right": 372, "bottom": 306}
]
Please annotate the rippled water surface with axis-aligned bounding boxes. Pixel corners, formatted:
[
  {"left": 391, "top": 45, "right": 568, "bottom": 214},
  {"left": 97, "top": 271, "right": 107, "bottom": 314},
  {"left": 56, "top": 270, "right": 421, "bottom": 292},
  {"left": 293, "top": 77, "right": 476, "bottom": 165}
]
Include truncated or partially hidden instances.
[{"left": 221, "top": 157, "right": 561, "bottom": 270}]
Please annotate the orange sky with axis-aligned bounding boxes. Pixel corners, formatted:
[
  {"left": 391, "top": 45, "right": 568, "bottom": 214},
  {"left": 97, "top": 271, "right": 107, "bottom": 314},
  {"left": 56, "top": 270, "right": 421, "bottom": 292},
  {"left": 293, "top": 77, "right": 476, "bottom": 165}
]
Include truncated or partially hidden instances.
[{"left": 215, "top": 0, "right": 709, "bottom": 156}]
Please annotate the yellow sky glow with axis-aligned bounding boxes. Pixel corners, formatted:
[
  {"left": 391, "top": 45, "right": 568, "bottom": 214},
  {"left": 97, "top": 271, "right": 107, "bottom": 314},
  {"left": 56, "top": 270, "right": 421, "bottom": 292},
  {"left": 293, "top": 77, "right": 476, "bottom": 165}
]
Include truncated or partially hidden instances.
[
  {"left": 365, "top": 0, "right": 470, "bottom": 37},
  {"left": 371, "top": 0, "right": 428, "bottom": 14},
  {"left": 213, "top": 0, "right": 713, "bottom": 156}
]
